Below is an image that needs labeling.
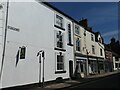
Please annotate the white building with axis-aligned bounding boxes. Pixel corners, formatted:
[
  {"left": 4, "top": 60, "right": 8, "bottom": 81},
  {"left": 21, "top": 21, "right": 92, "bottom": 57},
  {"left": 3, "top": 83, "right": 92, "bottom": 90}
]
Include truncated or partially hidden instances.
[
  {"left": 74, "top": 19, "right": 105, "bottom": 77},
  {"left": 112, "top": 52, "right": 120, "bottom": 70},
  {"left": 0, "top": 1, "right": 75, "bottom": 89}
]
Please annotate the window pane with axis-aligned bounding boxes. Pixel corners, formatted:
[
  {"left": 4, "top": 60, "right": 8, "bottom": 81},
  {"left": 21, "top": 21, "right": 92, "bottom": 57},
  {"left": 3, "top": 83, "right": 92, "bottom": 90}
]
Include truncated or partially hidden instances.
[
  {"left": 92, "top": 45, "right": 95, "bottom": 54},
  {"left": 60, "top": 35, "right": 62, "bottom": 41},
  {"left": 56, "top": 31, "right": 63, "bottom": 48},
  {"left": 100, "top": 49, "right": 103, "bottom": 56},
  {"left": 56, "top": 15, "right": 63, "bottom": 27},
  {"left": 57, "top": 55, "right": 60, "bottom": 62},
  {"left": 20, "top": 46, "right": 26, "bottom": 59},
  {"left": 75, "top": 25, "right": 79, "bottom": 35},
  {"left": 57, "top": 64, "right": 60, "bottom": 70},
  {"left": 57, "top": 55, "right": 64, "bottom": 70},
  {"left": 76, "top": 38, "right": 80, "bottom": 51},
  {"left": 59, "top": 64, "right": 63, "bottom": 70},
  {"left": 91, "top": 34, "right": 94, "bottom": 41},
  {"left": 68, "top": 24, "right": 71, "bottom": 44}
]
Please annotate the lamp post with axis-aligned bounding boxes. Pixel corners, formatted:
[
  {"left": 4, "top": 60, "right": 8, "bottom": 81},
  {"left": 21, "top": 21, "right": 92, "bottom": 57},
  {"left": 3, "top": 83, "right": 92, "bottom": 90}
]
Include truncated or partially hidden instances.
[
  {"left": 86, "top": 49, "right": 90, "bottom": 76},
  {"left": 37, "top": 52, "right": 41, "bottom": 87},
  {"left": 37, "top": 50, "right": 45, "bottom": 88}
]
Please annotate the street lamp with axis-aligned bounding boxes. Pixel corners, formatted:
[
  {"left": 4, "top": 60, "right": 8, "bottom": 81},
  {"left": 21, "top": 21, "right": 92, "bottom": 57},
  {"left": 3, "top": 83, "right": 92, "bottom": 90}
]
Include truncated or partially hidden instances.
[
  {"left": 37, "top": 50, "right": 45, "bottom": 88},
  {"left": 86, "top": 49, "right": 90, "bottom": 76}
]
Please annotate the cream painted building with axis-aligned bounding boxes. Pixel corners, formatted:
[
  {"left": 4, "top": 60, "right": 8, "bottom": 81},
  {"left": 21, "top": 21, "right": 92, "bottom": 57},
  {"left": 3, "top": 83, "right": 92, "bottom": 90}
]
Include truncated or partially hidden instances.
[{"left": 74, "top": 19, "right": 105, "bottom": 77}]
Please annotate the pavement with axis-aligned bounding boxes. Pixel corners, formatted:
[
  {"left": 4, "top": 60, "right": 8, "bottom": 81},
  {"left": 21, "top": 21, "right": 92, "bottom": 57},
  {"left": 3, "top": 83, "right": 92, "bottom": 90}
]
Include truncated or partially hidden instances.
[
  {"left": 43, "top": 71, "right": 119, "bottom": 89},
  {"left": 9, "top": 70, "right": 119, "bottom": 90}
]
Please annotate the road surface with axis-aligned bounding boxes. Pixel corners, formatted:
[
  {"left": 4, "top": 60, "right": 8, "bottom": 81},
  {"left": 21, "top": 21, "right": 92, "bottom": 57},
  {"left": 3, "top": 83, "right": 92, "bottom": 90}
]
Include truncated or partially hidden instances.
[{"left": 65, "top": 73, "right": 120, "bottom": 89}]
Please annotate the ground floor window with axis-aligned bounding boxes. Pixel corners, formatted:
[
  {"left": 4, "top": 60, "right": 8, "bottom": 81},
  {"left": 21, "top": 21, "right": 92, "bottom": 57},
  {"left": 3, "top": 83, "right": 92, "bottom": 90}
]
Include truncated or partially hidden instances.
[
  {"left": 80, "top": 62, "right": 84, "bottom": 72},
  {"left": 115, "top": 63, "right": 119, "bottom": 68},
  {"left": 56, "top": 52, "right": 64, "bottom": 71},
  {"left": 99, "top": 61, "right": 104, "bottom": 70}
]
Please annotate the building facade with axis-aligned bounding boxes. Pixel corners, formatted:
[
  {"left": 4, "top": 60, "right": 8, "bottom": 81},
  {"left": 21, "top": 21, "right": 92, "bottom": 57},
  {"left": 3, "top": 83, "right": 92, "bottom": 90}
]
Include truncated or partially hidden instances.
[
  {"left": 74, "top": 19, "right": 105, "bottom": 78},
  {"left": 104, "top": 44, "right": 113, "bottom": 72},
  {"left": 112, "top": 52, "right": 120, "bottom": 71},
  {"left": 0, "top": 1, "right": 75, "bottom": 89},
  {"left": 0, "top": 0, "right": 106, "bottom": 89}
]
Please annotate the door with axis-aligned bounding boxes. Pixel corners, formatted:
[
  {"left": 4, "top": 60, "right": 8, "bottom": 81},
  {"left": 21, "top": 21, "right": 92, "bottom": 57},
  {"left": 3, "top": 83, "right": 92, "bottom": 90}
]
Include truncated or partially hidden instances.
[{"left": 69, "top": 60, "right": 73, "bottom": 78}]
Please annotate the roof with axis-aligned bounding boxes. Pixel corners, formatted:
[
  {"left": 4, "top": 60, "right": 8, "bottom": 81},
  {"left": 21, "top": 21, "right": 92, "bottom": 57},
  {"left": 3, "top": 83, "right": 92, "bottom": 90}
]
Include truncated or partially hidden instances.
[
  {"left": 95, "top": 32, "right": 104, "bottom": 44},
  {"left": 39, "top": 2, "right": 96, "bottom": 34},
  {"left": 112, "top": 52, "right": 120, "bottom": 57}
]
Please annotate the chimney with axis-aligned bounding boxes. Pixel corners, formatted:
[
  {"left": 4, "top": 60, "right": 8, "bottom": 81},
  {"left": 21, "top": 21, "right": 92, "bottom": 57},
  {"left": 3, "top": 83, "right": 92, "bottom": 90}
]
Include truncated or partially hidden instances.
[{"left": 79, "top": 18, "right": 88, "bottom": 28}]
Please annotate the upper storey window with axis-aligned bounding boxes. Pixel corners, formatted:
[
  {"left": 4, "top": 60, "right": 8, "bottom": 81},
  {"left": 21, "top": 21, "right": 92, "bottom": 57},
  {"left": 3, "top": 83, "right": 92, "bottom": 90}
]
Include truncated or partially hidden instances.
[
  {"left": 91, "top": 34, "right": 94, "bottom": 41},
  {"left": 56, "top": 15, "right": 63, "bottom": 28},
  {"left": 75, "top": 25, "right": 80, "bottom": 35}
]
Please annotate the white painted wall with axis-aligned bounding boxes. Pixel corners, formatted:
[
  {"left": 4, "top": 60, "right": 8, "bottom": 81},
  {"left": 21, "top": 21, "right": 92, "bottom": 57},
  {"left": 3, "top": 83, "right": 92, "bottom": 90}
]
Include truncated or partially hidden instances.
[
  {"left": 0, "top": 1, "right": 6, "bottom": 88},
  {"left": 0, "top": 1, "right": 74, "bottom": 88},
  {"left": 95, "top": 35, "right": 105, "bottom": 59},
  {"left": 80, "top": 27, "right": 105, "bottom": 59},
  {"left": 113, "top": 56, "right": 120, "bottom": 70}
]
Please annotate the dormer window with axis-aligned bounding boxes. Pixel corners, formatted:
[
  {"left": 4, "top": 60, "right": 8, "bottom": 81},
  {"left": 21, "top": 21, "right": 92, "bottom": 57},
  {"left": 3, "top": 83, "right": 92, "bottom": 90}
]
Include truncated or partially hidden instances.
[
  {"left": 91, "top": 34, "right": 94, "bottom": 41},
  {"left": 75, "top": 25, "right": 80, "bottom": 35},
  {"left": 99, "top": 38, "right": 102, "bottom": 43}
]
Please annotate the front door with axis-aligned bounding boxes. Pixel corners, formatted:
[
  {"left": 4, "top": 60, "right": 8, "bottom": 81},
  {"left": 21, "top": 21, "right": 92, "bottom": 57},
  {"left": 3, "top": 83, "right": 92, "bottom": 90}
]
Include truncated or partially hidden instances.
[{"left": 69, "top": 60, "right": 73, "bottom": 78}]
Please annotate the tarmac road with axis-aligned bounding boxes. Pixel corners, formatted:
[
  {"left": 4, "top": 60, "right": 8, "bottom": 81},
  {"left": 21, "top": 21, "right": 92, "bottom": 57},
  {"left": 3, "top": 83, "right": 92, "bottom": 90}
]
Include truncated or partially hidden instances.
[{"left": 66, "top": 72, "right": 120, "bottom": 89}]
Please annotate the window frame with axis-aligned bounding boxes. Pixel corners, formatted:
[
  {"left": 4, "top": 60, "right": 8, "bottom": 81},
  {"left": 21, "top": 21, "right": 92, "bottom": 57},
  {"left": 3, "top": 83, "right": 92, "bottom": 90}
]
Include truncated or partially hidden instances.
[
  {"left": 91, "top": 34, "right": 94, "bottom": 41},
  {"left": 55, "top": 52, "right": 65, "bottom": 72},
  {"left": 56, "top": 31, "right": 64, "bottom": 49},
  {"left": 67, "top": 23, "right": 72, "bottom": 44},
  {"left": 20, "top": 46, "right": 26, "bottom": 59},
  {"left": 92, "top": 45, "right": 95, "bottom": 54},
  {"left": 76, "top": 38, "right": 81, "bottom": 52},
  {"left": 55, "top": 14, "right": 63, "bottom": 28},
  {"left": 75, "top": 24, "right": 80, "bottom": 36},
  {"left": 100, "top": 48, "right": 103, "bottom": 56}
]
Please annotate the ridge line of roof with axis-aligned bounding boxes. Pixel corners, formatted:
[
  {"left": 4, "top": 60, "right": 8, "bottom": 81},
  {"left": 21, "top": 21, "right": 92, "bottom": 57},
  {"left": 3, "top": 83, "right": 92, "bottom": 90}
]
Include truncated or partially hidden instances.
[{"left": 38, "top": 1, "right": 96, "bottom": 34}]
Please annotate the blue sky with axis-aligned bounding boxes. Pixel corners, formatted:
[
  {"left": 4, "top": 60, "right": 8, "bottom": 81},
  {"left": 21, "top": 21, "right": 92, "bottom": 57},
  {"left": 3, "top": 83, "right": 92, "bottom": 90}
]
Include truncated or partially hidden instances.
[{"left": 49, "top": 2, "right": 118, "bottom": 44}]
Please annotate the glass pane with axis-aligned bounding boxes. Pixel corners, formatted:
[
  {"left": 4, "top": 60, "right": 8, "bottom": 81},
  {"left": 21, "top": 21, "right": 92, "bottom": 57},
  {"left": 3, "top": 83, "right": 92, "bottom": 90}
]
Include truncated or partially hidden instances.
[
  {"left": 59, "top": 42, "right": 63, "bottom": 48},
  {"left": 60, "top": 35, "right": 63, "bottom": 41},
  {"left": 57, "top": 64, "right": 60, "bottom": 70},
  {"left": 20, "top": 47, "right": 26, "bottom": 59},
  {"left": 59, "top": 64, "right": 63, "bottom": 70},
  {"left": 56, "top": 15, "right": 63, "bottom": 27},
  {"left": 57, "top": 55, "right": 60, "bottom": 62}
]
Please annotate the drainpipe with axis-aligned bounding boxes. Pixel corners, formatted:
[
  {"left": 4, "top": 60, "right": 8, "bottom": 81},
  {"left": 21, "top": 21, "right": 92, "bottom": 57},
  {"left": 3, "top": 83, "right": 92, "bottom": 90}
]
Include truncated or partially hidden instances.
[
  {"left": 0, "top": 0, "right": 9, "bottom": 80},
  {"left": 72, "top": 21, "right": 76, "bottom": 78}
]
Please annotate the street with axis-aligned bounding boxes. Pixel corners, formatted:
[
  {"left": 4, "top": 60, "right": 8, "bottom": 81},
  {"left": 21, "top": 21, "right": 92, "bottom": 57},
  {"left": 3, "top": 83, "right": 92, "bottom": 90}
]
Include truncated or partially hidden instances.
[
  {"left": 70, "top": 73, "right": 119, "bottom": 88},
  {"left": 63, "top": 73, "right": 120, "bottom": 89}
]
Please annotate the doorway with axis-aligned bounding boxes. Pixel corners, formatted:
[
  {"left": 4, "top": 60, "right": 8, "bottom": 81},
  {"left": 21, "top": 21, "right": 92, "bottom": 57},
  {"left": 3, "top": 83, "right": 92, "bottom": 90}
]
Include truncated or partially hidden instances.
[{"left": 69, "top": 60, "right": 73, "bottom": 78}]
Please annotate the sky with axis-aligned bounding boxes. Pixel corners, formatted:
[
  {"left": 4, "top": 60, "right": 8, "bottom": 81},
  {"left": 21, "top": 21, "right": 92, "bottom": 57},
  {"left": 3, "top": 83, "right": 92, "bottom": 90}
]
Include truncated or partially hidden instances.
[{"left": 49, "top": 2, "right": 119, "bottom": 44}]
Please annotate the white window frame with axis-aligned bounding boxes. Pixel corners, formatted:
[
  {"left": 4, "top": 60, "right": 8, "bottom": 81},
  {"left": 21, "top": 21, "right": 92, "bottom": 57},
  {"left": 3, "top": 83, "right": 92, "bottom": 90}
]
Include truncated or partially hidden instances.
[
  {"left": 92, "top": 45, "right": 95, "bottom": 54},
  {"left": 100, "top": 48, "right": 103, "bottom": 56},
  {"left": 55, "top": 14, "right": 64, "bottom": 28},
  {"left": 99, "top": 38, "right": 102, "bottom": 43},
  {"left": 75, "top": 24, "right": 80, "bottom": 36},
  {"left": 55, "top": 52, "right": 65, "bottom": 71},
  {"left": 91, "top": 34, "right": 94, "bottom": 41},
  {"left": 76, "top": 38, "right": 81, "bottom": 52},
  {"left": 67, "top": 23, "right": 72, "bottom": 44},
  {"left": 54, "top": 30, "right": 65, "bottom": 49}
]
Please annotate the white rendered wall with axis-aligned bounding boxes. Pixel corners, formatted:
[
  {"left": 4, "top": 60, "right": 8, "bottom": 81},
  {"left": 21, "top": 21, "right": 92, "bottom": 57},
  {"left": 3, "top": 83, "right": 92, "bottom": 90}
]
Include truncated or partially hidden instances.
[
  {"left": 1, "top": 1, "right": 74, "bottom": 88},
  {"left": 0, "top": 1, "right": 6, "bottom": 88}
]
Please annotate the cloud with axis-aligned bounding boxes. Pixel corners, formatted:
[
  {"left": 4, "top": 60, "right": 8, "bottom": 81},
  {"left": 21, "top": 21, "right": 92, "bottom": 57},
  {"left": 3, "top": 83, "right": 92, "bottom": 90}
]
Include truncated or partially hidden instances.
[{"left": 102, "top": 30, "right": 119, "bottom": 37}]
